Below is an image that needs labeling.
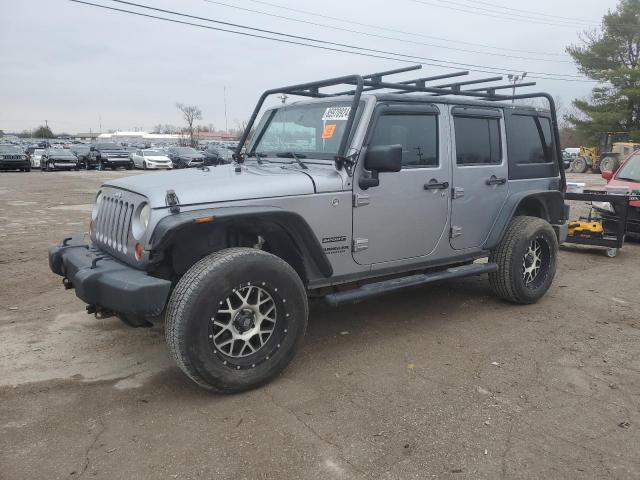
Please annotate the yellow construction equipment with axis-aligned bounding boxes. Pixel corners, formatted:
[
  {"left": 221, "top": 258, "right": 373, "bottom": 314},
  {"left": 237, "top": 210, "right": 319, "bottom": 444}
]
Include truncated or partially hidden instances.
[{"left": 571, "top": 132, "right": 640, "bottom": 173}]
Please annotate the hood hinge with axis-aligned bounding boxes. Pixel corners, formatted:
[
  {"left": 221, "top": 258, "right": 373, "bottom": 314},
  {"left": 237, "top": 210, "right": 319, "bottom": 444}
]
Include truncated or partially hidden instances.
[{"left": 165, "top": 189, "right": 181, "bottom": 214}]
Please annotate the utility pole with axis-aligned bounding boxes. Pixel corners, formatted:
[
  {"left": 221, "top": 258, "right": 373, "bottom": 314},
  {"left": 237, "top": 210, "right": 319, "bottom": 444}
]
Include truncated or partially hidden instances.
[
  {"left": 99, "top": 115, "right": 102, "bottom": 133},
  {"left": 508, "top": 72, "right": 527, "bottom": 103},
  {"left": 223, "top": 86, "right": 228, "bottom": 133},
  {"left": 44, "top": 119, "right": 48, "bottom": 128}
]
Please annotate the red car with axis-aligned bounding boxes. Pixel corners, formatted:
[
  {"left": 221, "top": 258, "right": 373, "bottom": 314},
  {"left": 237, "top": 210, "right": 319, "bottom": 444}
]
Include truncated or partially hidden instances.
[{"left": 594, "top": 150, "right": 640, "bottom": 238}]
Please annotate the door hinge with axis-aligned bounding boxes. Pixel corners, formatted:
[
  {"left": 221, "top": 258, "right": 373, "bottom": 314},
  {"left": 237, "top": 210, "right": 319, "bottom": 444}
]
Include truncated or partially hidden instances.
[
  {"left": 353, "top": 193, "right": 370, "bottom": 207},
  {"left": 450, "top": 226, "right": 463, "bottom": 238},
  {"left": 352, "top": 238, "right": 369, "bottom": 252},
  {"left": 452, "top": 187, "right": 465, "bottom": 199}
]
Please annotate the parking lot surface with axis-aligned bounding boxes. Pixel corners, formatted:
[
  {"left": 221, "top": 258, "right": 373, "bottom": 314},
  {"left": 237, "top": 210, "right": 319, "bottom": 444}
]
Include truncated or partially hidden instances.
[{"left": 1, "top": 170, "right": 639, "bottom": 479}]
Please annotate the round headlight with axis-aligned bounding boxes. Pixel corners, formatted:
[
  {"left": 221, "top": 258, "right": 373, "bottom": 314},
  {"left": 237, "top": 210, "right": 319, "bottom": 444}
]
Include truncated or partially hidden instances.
[
  {"left": 132, "top": 202, "right": 150, "bottom": 240},
  {"left": 91, "top": 192, "right": 103, "bottom": 221}
]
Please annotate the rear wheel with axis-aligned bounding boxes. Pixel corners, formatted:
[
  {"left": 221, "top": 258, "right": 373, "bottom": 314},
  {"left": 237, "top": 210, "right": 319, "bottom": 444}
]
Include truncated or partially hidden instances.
[
  {"left": 600, "top": 155, "right": 619, "bottom": 173},
  {"left": 165, "top": 248, "right": 308, "bottom": 392},
  {"left": 571, "top": 156, "right": 588, "bottom": 173},
  {"left": 489, "top": 216, "right": 558, "bottom": 304}
]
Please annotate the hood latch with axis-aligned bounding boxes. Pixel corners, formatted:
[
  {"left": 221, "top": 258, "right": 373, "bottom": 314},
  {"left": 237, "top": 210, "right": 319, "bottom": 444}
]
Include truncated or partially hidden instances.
[{"left": 165, "top": 189, "right": 181, "bottom": 214}]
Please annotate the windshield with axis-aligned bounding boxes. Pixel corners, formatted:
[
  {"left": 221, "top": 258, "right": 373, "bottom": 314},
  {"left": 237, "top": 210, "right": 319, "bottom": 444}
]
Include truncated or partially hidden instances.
[
  {"left": 97, "top": 143, "right": 122, "bottom": 150},
  {"left": 616, "top": 154, "right": 640, "bottom": 182},
  {"left": 0, "top": 146, "right": 22, "bottom": 154},
  {"left": 174, "top": 147, "right": 198, "bottom": 154},
  {"left": 143, "top": 150, "right": 163, "bottom": 156},
  {"left": 250, "top": 101, "right": 355, "bottom": 159}
]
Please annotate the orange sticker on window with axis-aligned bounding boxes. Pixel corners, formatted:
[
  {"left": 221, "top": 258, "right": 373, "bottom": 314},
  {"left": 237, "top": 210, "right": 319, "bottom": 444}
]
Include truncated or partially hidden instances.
[{"left": 322, "top": 124, "right": 337, "bottom": 139}]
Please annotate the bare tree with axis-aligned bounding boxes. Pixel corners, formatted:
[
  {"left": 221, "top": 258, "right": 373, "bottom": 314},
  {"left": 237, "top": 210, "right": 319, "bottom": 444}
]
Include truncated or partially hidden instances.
[{"left": 176, "top": 103, "right": 203, "bottom": 147}]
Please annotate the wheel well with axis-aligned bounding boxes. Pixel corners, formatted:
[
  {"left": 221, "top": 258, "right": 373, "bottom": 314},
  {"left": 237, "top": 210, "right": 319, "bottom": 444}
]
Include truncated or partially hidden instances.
[
  {"left": 152, "top": 220, "right": 308, "bottom": 284},
  {"left": 514, "top": 197, "right": 550, "bottom": 221}
]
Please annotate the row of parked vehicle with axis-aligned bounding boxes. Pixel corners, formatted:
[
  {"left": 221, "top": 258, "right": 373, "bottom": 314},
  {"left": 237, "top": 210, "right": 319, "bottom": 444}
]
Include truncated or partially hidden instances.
[{"left": 0, "top": 141, "right": 236, "bottom": 172}]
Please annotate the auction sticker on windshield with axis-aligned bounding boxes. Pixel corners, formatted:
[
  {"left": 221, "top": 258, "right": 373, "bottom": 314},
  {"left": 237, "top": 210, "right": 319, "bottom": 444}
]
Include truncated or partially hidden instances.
[
  {"left": 322, "top": 106, "right": 351, "bottom": 121},
  {"left": 322, "top": 124, "right": 337, "bottom": 139}
]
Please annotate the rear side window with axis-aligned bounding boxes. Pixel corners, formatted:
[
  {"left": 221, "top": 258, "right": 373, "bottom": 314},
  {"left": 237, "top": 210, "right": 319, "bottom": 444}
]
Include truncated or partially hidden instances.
[
  {"left": 369, "top": 114, "right": 438, "bottom": 168},
  {"left": 509, "top": 115, "right": 553, "bottom": 164},
  {"left": 454, "top": 116, "right": 501, "bottom": 165}
]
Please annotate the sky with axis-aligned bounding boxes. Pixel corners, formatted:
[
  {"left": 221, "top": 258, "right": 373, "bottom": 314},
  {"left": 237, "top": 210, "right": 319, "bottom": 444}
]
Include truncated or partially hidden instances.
[{"left": 0, "top": 0, "right": 621, "bottom": 134}]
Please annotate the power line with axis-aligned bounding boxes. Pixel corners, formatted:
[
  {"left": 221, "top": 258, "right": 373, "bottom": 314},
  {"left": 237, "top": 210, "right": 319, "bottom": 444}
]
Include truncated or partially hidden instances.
[
  {"left": 453, "top": 0, "right": 598, "bottom": 24},
  {"left": 410, "top": 0, "right": 595, "bottom": 28},
  {"left": 202, "top": 0, "right": 572, "bottom": 64},
  {"left": 70, "top": 0, "right": 594, "bottom": 82},
  {"left": 244, "top": 0, "right": 568, "bottom": 57}
]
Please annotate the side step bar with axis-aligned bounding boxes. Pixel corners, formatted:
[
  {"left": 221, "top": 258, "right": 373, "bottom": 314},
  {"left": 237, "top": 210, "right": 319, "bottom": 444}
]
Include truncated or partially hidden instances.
[{"left": 324, "top": 263, "right": 497, "bottom": 307}]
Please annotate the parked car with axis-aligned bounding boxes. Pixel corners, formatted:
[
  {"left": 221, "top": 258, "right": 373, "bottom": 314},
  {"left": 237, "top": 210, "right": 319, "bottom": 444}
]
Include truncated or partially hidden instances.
[
  {"left": 594, "top": 150, "right": 640, "bottom": 239},
  {"left": 202, "top": 145, "right": 233, "bottom": 165},
  {"left": 88, "top": 143, "right": 133, "bottom": 170},
  {"left": 30, "top": 148, "right": 45, "bottom": 168},
  {"left": 71, "top": 145, "right": 91, "bottom": 168},
  {"left": 130, "top": 149, "right": 173, "bottom": 170},
  {"left": 167, "top": 147, "right": 205, "bottom": 168},
  {"left": 0, "top": 145, "right": 30, "bottom": 171},
  {"left": 49, "top": 67, "right": 568, "bottom": 393},
  {"left": 41, "top": 148, "right": 80, "bottom": 171}
]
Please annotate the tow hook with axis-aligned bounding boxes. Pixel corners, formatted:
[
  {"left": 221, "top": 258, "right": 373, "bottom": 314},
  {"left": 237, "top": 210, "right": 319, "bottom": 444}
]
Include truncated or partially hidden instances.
[
  {"left": 62, "top": 277, "right": 73, "bottom": 290},
  {"left": 86, "top": 305, "right": 115, "bottom": 319}
]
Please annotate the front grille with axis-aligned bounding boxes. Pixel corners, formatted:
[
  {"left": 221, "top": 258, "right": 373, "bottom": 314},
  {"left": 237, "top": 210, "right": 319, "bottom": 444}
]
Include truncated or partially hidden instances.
[
  {"left": 92, "top": 187, "right": 146, "bottom": 262},
  {"left": 2, "top": 155, "right": 24, "bottom": 160}
]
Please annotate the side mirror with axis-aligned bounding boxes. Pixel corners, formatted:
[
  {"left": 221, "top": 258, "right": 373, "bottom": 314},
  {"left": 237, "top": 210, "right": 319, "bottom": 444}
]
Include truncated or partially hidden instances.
[
  {"left": 360, "top": 144, "right": 402, "bottom": 189},
  {"left": 601, "top": 170, "right": 613, "bottom": 181}
]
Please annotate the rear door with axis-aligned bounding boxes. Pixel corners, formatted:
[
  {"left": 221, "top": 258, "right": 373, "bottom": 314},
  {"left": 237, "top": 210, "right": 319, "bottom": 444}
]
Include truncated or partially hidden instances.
[{"left": 449, "top": 106, "right": 509, "bottom": 250}]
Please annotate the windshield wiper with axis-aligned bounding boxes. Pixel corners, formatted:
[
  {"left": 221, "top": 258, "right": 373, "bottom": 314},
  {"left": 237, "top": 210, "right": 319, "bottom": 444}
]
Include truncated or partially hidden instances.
[
  {"left": 616, "top": 177, "right": 639, "bottom": 183},
  {"left": 276, "top": 151, "right": 308, "bottom": 169}
]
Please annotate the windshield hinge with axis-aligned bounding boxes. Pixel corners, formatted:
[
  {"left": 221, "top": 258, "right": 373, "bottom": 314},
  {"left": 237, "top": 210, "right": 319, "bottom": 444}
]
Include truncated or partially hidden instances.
[
  {"left": 165, "top": 189, "right": 180, "bottom": 214},
  {"left": 334, "top": 152, "right": 357, "bottom": 176}
]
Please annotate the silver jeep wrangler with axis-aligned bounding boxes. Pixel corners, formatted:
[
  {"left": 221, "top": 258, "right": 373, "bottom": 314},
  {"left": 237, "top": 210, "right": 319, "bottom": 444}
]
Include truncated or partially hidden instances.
[{"left": 49, "top": 66, "right": 569, "bottom": 392}]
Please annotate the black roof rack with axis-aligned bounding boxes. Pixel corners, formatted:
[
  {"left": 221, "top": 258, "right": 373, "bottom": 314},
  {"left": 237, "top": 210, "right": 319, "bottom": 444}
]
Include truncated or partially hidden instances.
[{"left": 235, "top": 64, "right": 563, "bottom": 186}]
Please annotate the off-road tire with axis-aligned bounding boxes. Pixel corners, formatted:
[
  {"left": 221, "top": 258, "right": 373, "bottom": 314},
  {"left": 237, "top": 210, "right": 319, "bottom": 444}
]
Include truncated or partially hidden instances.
[
  {"left": 600, "top": 155, "right": 619, "bottom": 173},
  {"left": 571, "top": 156, "right": 588, "bottom": 173},
  {"left": 489, "top": 216, "right": 558, "bottom": 304},
  {"left": 165, "top": 248, "right": 308, "bottom": 393}
]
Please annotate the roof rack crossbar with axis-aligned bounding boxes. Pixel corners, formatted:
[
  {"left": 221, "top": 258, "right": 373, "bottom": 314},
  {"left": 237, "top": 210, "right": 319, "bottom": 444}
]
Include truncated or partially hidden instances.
[
  {"left": 433, "top": 76, "right": 504, "bottom": 89},
  {"left": 466, "top": 81, "right": 537, "bottom": 92},
  {"left": 397, "top": 71, "right": 470, "bottom": 85}
]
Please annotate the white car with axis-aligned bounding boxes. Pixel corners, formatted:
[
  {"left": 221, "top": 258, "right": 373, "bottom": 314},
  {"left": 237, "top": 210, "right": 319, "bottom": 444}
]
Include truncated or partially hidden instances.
[
  {"left": 31, "top": 148, "right": 45, "bottom": 168},
  {"left": 130, "top": 149, "right": 173, "bottom": 170}
]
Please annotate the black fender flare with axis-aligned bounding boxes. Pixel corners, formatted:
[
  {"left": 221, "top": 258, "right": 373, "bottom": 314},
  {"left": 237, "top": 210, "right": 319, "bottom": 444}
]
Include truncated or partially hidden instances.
[
  {"left": 149, "top": 206, "right": 333, "bottom": 278},
  {"left": 484, "top": 190, "right": 565, "bottom": 250}
]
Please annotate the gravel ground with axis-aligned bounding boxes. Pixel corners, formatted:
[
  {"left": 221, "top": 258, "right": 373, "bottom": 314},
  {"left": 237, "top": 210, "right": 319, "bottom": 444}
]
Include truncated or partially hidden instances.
[{"left": 1, "top": 170, "right": 639, "bottom": 479}]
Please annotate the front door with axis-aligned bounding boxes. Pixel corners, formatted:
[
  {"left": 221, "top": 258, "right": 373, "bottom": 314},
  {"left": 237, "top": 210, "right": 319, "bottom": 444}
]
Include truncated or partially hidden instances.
[
  {"left": 352, "top": 104, "right": 450, "bottom": 265},
  {"left": 449, "top": 107, "right": 509, "bottom": 250}
]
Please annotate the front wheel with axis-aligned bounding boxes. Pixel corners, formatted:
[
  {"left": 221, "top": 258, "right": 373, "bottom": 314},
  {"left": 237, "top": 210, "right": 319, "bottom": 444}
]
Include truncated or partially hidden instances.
[
  {"left": 165, "top": 248, "right": 308, "bottom": 393},
  {"left": 143, "top": 160, "right": 147, "bottom": 170},
  {"left": 489, "top": 216, "right": 558, "bottom": 304}
]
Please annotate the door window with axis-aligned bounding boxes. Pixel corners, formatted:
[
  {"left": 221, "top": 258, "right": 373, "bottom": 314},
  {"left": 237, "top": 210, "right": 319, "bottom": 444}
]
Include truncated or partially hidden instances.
[
  {"left": 454, "top": 116, "right": 501, "bottom": 165},
  {"left": 509, "top": 115, "right": 553, "bottom": 164},
  {"left": 369, "top": 114, "right": 438, "bottom": 168}
]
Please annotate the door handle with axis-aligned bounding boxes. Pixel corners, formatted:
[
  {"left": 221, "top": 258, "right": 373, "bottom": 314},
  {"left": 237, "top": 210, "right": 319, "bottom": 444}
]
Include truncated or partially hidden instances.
[
  {"left": 424, "top": 179, "right": 449, "bottom": 190},
  {"left": 486, "top": 175, "right": 507, "bottom": 186}
]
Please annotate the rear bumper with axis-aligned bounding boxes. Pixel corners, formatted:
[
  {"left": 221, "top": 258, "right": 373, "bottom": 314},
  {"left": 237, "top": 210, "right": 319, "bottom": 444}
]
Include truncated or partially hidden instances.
[{"left": 49, "top": 235, "right": 172, "bottom": 316}]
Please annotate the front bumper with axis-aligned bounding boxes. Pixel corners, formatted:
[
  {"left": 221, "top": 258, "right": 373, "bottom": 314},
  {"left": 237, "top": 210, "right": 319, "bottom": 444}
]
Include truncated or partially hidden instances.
[
  {"left": 0, "top": 159, "right": 29, "bottom": 169},
  {"left": 49, "top": 235, "right": 172, "bottom": 316}
]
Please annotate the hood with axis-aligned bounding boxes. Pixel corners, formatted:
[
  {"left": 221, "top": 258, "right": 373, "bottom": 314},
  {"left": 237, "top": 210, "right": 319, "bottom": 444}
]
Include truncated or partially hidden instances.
[
  {"left": 104, "top": 162, "right": 344, "bottom": 208},
  {"left": 145, "top": 155, "right": 171, "bottom": 161},
  {"left": 50, "top": 153, "right": 77, "bottom": 160},
  {"left": 179, "top": 153, "right": 204, "bottom": 159},
  {"left": 606, "top": 178, "right": 640, "bottom": 207}
]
